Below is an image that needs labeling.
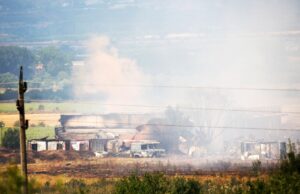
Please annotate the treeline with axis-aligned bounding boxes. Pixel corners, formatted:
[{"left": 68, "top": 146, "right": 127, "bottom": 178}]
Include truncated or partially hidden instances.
[
  {"left": 0, "top": 46, "right": 74, "bottom": 100},
  {"left": 0, "top": 86, "right": 74, "bottom": 101}
]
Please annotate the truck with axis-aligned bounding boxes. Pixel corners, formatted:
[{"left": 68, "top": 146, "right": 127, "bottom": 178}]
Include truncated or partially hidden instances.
[{"left": 130, "top": 141, "right": 166, "bottom": 158}]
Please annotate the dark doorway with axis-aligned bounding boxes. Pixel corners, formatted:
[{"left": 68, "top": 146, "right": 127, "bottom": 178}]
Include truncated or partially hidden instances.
[
  {"left": 65, "top": 141, "right": 70, "bottom": 150},
  {"left": 31, "top": 144, "right": 37, "bottom": 151},
  {"left": 79, "top": 143, "right": 85, "bottom": 151},
  {"left": 57, "top": 143, "right": 63, "bottom": 150}
]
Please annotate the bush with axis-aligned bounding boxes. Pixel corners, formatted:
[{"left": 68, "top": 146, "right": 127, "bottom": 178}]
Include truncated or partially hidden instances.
[
  {"left": 38, "top": 104, "right": 45, "bottom": 111},
  {"left": 170, "top": 177, "right": 201, "bottom": 194},
  {"left": 0, "top": 121, "right": 5, "bottom": 128},
  {"left": 2, "top": 128, "right": 19, "bottom": 149},
  {"left": 279, "top": 150, "right": 300, "bottom": 175},
  {"left": 64, "top": 179, "right": 88, "bottom": 194},
  {"left": 252, "top": 160, "right": 262, "bottom": 176},
  {"left": 38, "top": 121, "right": 46, "bottom": 127},
  {"left": 114, "top": 173, "right": 201, "bottom": 194},
  {"left": 246, "top": 179, "right": 270, "bottom": 194},
  {"left": 13, "top": 120, "right": 20, "bottom": 127},
  {"left": 0, "top": 165, "right": 40, "bottom": 194},
  {"left": 268, "top": 151, "right": 300, "bottom": 194}
]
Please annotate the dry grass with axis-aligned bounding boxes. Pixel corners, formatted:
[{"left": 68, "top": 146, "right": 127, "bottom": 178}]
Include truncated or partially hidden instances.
[{"left": 0, "top": 113, "right": 60, "bottom": 127}]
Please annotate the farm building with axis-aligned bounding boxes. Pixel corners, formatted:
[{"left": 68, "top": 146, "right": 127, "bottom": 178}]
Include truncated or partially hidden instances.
[
  {"left": 240, "top": 141, "right": 287, "bottom": 160},
  {"left": 54, "top": 113, "right": 153, "bottom": 153},
  {"left": 28, "top": 138, "right": 69, "bottom": 151}
]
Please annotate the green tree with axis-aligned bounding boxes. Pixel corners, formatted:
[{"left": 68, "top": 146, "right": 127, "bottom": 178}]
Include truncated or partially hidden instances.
[
  {"left": 36, "top": 46, "right": 72, "bottom": 77},
  {"left": 0, "top": 46, "right": 35, "bottom": 78},
  {"left": 0, "top": 72, "right": 17, "bottom": 82},
  {"left": 2, "top": 128, "right": 19, "bottom": 149}
]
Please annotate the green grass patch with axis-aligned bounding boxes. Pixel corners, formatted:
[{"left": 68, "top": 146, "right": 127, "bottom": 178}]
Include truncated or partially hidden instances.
[
  {"left": 26, "top": 126, "right": 55, "bottom": 140},
  {"left": 0, "top": 126, "right": 54, "bottom": 145}
]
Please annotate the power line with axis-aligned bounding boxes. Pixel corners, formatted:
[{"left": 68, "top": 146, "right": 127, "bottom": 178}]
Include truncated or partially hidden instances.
[
  {"left": 12, "top": 101, "right": 300, "bottom": 115},
  {"left": 75, "top": 83, "right": 300, "bottom": 92},
  {"left": 30, "top": 119, "right": 300, "bottom": 132},
  {"left": 2, "top": 81, "right": 300, "bottom": 92},
  {"left": 91, "top": 103, "right": 300, "bottom": 115},
  {"left": 0, "top": 82, "right": 18, "bottom": 85}
]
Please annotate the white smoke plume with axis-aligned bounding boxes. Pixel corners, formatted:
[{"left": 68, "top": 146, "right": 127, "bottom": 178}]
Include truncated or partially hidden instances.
[{"left": 74, "top": 36, "right": 150, "bottom": 109}]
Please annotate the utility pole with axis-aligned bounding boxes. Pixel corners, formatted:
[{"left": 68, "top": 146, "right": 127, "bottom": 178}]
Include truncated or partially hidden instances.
[{"left": 16, "top": 66, "right": 29, "bottom": 194}]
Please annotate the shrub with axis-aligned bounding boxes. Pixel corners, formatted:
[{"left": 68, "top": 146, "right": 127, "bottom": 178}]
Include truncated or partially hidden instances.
[
  {"left": 2, "top": 128, "right": 19, "bottom": 149},
  {"left": 0, "top": 165, "right": 40, "bottom": 194},
  {"left": 0, "top": 121, "right": 5, "bottom": 128},
  {"left": 114, "top": 173, "right": 201, "bottom": 194},
  {"left": 115, "top": 174, "right": 143, "bottom": 194},
  {"left": 170, "top": 177, "right": 201, "bottom": 194},
  {"left": 64, "top": 179, "right": 89, "bottom": 194},
  {"left": 30, "top": 123, "right": 37, "bottom": 127},
  {"left": 246, "top": 179, "right": 270, "bottom": 194},
  {"left": 252, "top": 160, "right": 262, "bottom": 176},
  {"left": 268, "top": 151, "right": 300, "bottom": 194},
  {"left": 38, "top": 121, "right": 46, "bottom": 127},
  {"left": 13, "top": 120, "right": 20, "bottom": 127},
  {"left": 280, "top": 150, "right": 300, "bottom": 175},
  {"left": 38, "top": 104, "right": 45, "bottom": 111}
]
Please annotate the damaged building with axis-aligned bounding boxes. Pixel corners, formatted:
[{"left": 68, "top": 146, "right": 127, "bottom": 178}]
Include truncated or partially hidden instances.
[
  {"left": 28, "top": 138, "right": 68, "bottom": 151},
  {"left": 29, "top": 109, "right": 297, "bottom": 160},
  {"left": 54, "top": 113, "right": 158, "bottom": 154},
  {"left": 240, "top": 141, "right": 287, "bottom": 160}
]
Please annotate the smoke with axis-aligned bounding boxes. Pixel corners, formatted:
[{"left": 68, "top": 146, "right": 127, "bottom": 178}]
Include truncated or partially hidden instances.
[
  {"left": 70, "top": 1, "right": 300, "bottom": 154},
  {"left": 74, "top": 36, "right": 150, "bottom": 110}
]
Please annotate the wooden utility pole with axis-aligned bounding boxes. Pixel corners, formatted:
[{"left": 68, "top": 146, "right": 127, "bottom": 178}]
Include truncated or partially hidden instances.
[{"left": 16, "top": 66, "right": 28, "bottom": 194}]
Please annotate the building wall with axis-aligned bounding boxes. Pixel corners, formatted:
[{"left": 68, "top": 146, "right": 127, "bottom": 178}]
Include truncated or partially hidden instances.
[{"left": 70, "top": 140, "right": 89, "bottom": 151}]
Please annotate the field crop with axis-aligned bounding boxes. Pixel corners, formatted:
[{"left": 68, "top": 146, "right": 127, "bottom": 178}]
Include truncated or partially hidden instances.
[
  {"left": 0, "top": 113, "right": 60, "bottom": 127},
  {"left": 0, "top": 126, "right": 54, "bottom": 145}
]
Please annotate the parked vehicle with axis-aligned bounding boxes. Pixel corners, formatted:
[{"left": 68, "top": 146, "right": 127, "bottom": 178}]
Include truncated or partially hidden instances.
[{"left": 130, "top": 141, "right": 166, "bottom": 158}]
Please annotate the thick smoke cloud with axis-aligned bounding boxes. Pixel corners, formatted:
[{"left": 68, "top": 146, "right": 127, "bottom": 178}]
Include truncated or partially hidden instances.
[
  {"left": 74, "top": 36, "right": 150, "bottom": 110},
  {"left": 71, "top": 0, "right": 300, "bottom": 150}
]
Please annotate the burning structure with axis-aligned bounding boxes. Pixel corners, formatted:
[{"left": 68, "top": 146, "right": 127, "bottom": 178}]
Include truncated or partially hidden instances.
[
  {"left": 53, "top": 113, "right": 160, "bottom": 154},
  {"left": 240, "top": 141, "right": 287, "bottom": 160},
  {"left": 27, "top": 105, "right": 297, "bottom": 160}
]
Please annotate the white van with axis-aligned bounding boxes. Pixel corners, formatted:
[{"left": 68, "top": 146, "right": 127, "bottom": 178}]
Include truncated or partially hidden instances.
[{"left": 130, "top": 141, "right": 166, "bottom": 158}]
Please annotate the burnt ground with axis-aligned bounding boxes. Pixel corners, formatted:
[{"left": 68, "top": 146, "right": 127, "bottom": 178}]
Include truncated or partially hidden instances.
[
  {"left": 0, "top": 148, "right": 278, "bottom": 178},
  {"left": 0, "top": 148, "right": 94, "bottom": 163}
]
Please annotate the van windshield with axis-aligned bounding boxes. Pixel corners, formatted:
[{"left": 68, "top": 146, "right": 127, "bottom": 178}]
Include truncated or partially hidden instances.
[
  {"left": 148, "top": 144, "right": 158, "bottom": 149},
  {"left": 141, "top": 144, "right": 147, "bottom": 150}
]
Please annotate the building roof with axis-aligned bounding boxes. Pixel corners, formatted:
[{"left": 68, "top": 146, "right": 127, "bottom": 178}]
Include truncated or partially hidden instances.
[{"left": 56, "top": 130, "right": 116, "bottom": 141}]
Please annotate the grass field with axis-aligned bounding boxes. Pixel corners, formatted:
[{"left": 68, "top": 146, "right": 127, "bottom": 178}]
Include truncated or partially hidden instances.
[
  {"left": 0, "top": 126, "right": 55, "bottom": 144},
  {"left": 26, "top": 126, "right": 55, "bottom": 140},
  {"left": 0, "top": 113, "right": 60, "bottom": 127}
]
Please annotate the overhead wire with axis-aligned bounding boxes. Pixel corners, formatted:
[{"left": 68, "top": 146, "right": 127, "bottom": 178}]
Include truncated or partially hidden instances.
[
  {"left": 13, "top": 101, "right": 300, "bottom": 115},
  {"left": 75, "top": 83, "right": 300, "bottom": 92},
  {"left": 1, "top": 81, "right": 300, "bottom": 92},
  {"left": 28, "top": 119, "right": 300, "bottom": 132}
]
